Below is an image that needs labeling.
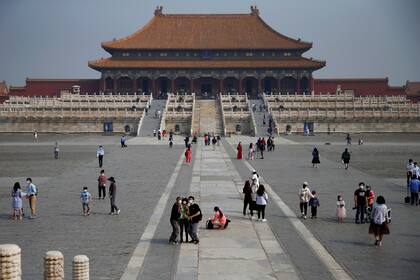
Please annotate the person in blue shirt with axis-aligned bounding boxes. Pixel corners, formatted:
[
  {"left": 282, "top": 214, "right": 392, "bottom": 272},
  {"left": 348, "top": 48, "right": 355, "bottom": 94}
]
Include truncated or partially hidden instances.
[
  {"left": 26, "top": 178, "right": 38, "bottom": 219},
  {"left": 309, "top": 190, "right": 320, "bottom": 218},
  {"left": 409, "top": 175, "right": 420, "bottom": 206},
  {"left": 80, "top": 186, "right": 92, "bottom": 216}
]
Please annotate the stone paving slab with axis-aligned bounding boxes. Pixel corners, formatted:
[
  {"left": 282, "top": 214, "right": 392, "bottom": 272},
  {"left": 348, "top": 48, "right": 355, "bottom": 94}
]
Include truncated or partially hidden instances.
[{"left": 127, "top": 136, "right": 185, "bottom": 145}]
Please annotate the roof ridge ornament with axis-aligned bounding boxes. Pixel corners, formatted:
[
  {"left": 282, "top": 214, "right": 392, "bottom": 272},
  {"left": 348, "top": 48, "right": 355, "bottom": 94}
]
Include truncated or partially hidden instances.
[
  {"left": 154, "top": 6, "right": 163, "bottom": 16},
  {"left": 250, "top": 5, "right": 259, "bottom": 16}
]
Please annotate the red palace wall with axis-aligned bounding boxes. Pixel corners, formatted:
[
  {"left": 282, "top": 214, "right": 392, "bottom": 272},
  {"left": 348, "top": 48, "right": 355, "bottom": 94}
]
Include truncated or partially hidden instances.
[
  {"left": 9, "top": 79, "right": 100, "bottom": 97},
  {"left": 314, "top": 78, "right": 405, "bottom": 96}
]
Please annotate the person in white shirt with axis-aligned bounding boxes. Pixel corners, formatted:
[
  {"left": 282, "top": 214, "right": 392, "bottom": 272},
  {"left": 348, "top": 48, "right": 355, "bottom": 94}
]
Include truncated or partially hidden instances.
[
  {"left": 368, "top": 196, "right": 390, "bottom": 246},
  {"left": 96, "top": 146, "right": 105, "bottom": 168},
  {"left": 298, "top": 182, "right": 312, "bottom": 219},
  {"left": 256, "top": 184, "right": 268, "bottom": 221},
  {"left": 412, "top": 162, "right": 420, "bottom": 179},
  {"left": 406, "top": 159, "right": 414, "bottom": 186}
]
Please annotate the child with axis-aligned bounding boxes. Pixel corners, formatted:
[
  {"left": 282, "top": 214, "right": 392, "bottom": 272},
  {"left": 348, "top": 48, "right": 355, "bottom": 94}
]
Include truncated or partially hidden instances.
[
  {"left": 81, "top": 186, "right": 92, "bottom": 216},
  {"left": 308, "top": 190, "right": 320, "bottom": 219},
  {"left": 336, "top": 194, "right": 346, "bottom": 221}
]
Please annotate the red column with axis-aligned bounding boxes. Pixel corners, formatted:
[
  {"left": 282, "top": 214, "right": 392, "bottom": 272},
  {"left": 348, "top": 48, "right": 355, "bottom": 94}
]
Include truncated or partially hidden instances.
[
  {"left": 219, "top": 79, "right": 224, "bottom": 93},
  {"left": 239, "top": 78, "right": 243, "bottom": 94},
  {"left": 190, "top": 79, "right": 194, "bottom": 93},
  {"left": 151, "top": 79, "right": 156, "bottom": 97},
  {"left": 171, "top": 79, "right": 175, "bottom": 93},
  {"left": 277, "top": 78, "right": 281, "bottom": 94},
  {"left": 296, "top": 78, "right": 301, "bottom": 94},
  {"left": 258, "top": 78, "right": 263, "bottom": 93},
  {"left": 132, "top": 78, "right": 137, "bottom": 94},
  {"left": 113, "top": 78, "right": 118, "bottom": 94}
]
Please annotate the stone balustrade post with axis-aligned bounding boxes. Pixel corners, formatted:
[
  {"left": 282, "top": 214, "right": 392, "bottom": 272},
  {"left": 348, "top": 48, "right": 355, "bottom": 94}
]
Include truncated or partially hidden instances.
[
  {"left": 72, "top": 255, "right": 89, "bottom": 280},
  {"left": 0, "top": 244, "right": 21, "bottom": 280},
  {"left": 44, "top": 251, "right": 64, "bottom": 280}
]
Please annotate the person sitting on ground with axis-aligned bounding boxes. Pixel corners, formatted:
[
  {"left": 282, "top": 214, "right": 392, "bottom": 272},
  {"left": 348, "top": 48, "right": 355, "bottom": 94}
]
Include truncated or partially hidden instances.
[{"left": 208, "top": 206, "right": 230, "bottom": 229}]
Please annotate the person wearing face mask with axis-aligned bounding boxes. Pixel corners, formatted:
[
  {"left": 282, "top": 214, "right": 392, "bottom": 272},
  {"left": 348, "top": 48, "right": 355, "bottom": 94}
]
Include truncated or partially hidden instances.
[
  {"left": 187, "top": 196, "right": 202, "bottom": 244},
  {"left": 354, "top": 182, "right": 367, "bottom": 224},
  {"left": 26, "top": 178, "right": 38, "bottom": 219},
  {"left": 169, "top": 196, "right": 182, "bottom": 244},
  {"left": 179, "top": 198, "right": 190, "bottom": 243}
]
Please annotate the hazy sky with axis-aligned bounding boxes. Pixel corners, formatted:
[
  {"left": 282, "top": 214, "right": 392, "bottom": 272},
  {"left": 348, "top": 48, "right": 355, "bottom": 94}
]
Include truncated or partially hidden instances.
[{"left": 1, "top": 0, "right": 419, "bottom": 86}]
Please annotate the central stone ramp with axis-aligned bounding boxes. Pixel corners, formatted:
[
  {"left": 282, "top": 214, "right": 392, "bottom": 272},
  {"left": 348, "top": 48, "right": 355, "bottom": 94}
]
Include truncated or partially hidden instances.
[{"left": 195, "top": 100, "right": 223, "bottom": 136}]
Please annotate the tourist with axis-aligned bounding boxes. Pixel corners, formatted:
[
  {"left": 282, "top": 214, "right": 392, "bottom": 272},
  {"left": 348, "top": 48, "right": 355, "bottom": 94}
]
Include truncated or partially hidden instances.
[
  {"left": 358, "top": 138, "right": 364, "bottom": 145},
  {"left": 179, "top": 198, "right": 190, "bottom": 243},
  {"left": 188, "top": 196, "right": 202, "bottom": 244},
  {"left": 298, "top": 182, "right": 312, "bottom": 219},
  {"left": 263, "top": 113, "right": 266, "bottom": 125},
  {"left": 97, "top": 169, "right": 107, "bottom": 199},
  {"left": 80, "top": 186, "right": 92, "bottom": 216},
  {"left": 336, "top": 194, "right": 346, "bottom": 221},
  {"left": 153, "top": 129, "right": 156, "bottom": 137},
  {"left": 26, "top": 178, "right": 37, "bottom": 219},
  {"left": 248, "top": 143, "right": 255, "bottom": 160},
  {"left": 236, "top": 141, "right": 242, "bottom": 160},
  {"left": 242, "top": 180, "right": 253, "bottom": 216},
  {"left": 309, "top": 190, "right": 320, "bottom": 219},
  {"left": 96, "top": 145, "right": 105, "bottom": 168},
  {"left": 412, "top": 162, "right": 420, "bottom": 178},
  {"left": 365, "top": 185, "right": 375, "bottom": 209},
  {"left": 11, "top": 182, "right": 23, "bottom": 220},
  {"left": 108, "top": 177, "right": 120, "bottom": 215},
  {"left": 169, "top": 197, "right": 181, "bottom": 244},
  {"left": 216, "top": 135, "right": 221, "bottom": 146},
  {"left": 260, "top": 138, "right": 266, "bottom": 159},
  {"left": 369, "top": 196, "right": 390, "bottom": 246},
  {"left": 354, "top": 182, "right": 367, "bottom": 224},
  {"left": 255, "top": 138, "right": 260, "bottom": 154},
  {"left": 185, "top": 146, "right": 192, "bottom": 165},
  {"left": 207, "top": 206, "right": 229, "bottom": 229},
  {"left": 212, "top": 136, "right": 217, "bottom": 150},
  {"left": 33, "top": 130, "right": 38, "bottom": 142},
  {"left": 204, "top": 134, "right": 208, "bottom": 146},
  {"left": 256, "top": 184, "right": 268, "bottom": 221},
  {"left": 346, "top": 133, "right": 352, "bottom": 146},
  {"left": 192, "top": 135, "right": 197, "bottom": 144},
  {"left": 409, "top": 175, "right": 420, "bottom": 206},
  {"left": 169, "top": 139, "right": 173, "bottom": 148},
  {"left": 270, "top": 137, "right": 275, "bottom": 151},
  {"left": 406, "top": 159, "right": 414, "bottom": 186},
  {"left": 158, "top": 130, "right": 161, "bottom": 140},
  {"left": 120, "top": 135, "right": 127, "bottom": 148},
  {"left": 250, "top": 176, "right": 259, "bottom": 219},
  {"left": 53, "top": 142, "right": 59, "bottom": 159},
  {"left": 251, "top": 170, "right": 260, "bottom": 186},
  {"left": 184, "top": 136, "right": 190, "bottom": 147},
  {"left": 312, "top": 147, "right": 320, "bottom": 168},
  {"left": 341, "top": 148, "right": 351, "bottom": 169}
]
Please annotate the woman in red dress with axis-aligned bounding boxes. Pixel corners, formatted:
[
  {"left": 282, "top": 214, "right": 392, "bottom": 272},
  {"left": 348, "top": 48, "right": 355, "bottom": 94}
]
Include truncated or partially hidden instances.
[
  {"left": 237, "top": 142, "right": 243, "bottom": 160},
  {"left": 185, "top": 147, "right": 192, "bottom": 165}
]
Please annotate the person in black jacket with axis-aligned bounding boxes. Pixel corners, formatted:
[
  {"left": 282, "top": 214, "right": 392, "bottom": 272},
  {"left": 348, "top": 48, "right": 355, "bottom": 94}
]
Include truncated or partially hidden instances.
[
  {"left": 169, "top": 196, "right": 182, "bottom": 244},
  {"left": 188, "top": 196, "right": 202, "bottom": 244},
  {"left": 108, "top": 177, "right": 120, "bottom": 215}
]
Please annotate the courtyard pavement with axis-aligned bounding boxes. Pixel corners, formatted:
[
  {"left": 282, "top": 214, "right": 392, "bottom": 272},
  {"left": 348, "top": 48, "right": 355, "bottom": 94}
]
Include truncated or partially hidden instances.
[{"left": 0, "top": 133, "right": 420, "bottom": 279}]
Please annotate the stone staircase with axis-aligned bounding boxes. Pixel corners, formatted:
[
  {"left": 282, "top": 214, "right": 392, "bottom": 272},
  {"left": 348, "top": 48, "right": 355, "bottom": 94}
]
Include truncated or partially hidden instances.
[
  {"left": 137, "top": 99, "right": 166, "bottom": 136},
  {"left": 192, "top": 100, "right": 224, "bottom": 136},
  {"left": 250, "top": 99, "right": 270, "bottom": 137}
]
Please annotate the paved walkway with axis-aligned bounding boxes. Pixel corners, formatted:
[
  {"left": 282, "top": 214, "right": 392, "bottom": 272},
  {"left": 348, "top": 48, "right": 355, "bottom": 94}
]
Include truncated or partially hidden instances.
[{"left": 175, "top": 141, "right": 299, "bottom": 279}]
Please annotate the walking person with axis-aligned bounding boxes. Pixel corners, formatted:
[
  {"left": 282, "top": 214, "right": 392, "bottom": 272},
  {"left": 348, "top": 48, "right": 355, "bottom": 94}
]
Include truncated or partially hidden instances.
[
  {"left": 11, "top": 182, "right": 23, "bottom": 220},
  {"left": 308, "top": 190, "right": 320, "bottom": 219},
  {"left": 120, "top": 135, "right": 127, "bottom": 148},
  {"left": 341, "top": 148, "right": 351, "bottom": 169},
  {"left": 242, "top": 180, "right": 253, "bottom": 216},
  {"left": 346, "top": 133, "right": 352, "bottom": 146},
  {"left": 33, "top": 130, "right": 38, "bottom": 142},
  {"left": 256, "top": 184, "right": 268, "bottom": 221},
  {"left": 96, "top": 145, "right": 105, "bottom": 168},
  {"left": 354, "top": 182, "right": 367, "bottom": 224},
  {"left": 406, "top": 159, "right": 414, "bottom": 187},
  {"left": 212, "top": 136, "right": 217, "bottom": 150},
  {"left": 153, "top": 129, "right": 156, "bottom": 137},
  {"left": 53, "top": 142, "right": 59, "bottom": 159},
  {"left": 248, "top": 143, "right": 255, "bottom": 160},
  {"left": 179, "top": 198, "right": 190, "bottom": 243},
  {"left": 298, "top": 182, "right": 312, "bottom": 219},
  {"left": 97, "top": 169, "right": 107, "bottom": 199},
  {"left": 26, "top": 178, "right": 38, "bottom": 219},
  {"left": 185, "top": 146, "right": 192, "bottom": 165},
  {"left": 336, "top": 194, "right": 346, "bottom": 221},
  {"left": 409, "top": 175, "right": 420, "bottom": 206},
  {"left": 369, "top": 196, "right": 390, "bottom": 246},
  {"left": 80, "top": 186, "right": 92, "bottom": 216},
  {"left": 188, "top": 196, "right": 202, "bottom": 244},
  {"left": 169, "top": 197, "right": 181, "bottom": 244},
  {"left": 108, "top": 177, "right": 120, "bottom": 215},
  {"left": 312, "top": 147, "right": 320, "bottom": 168},
  {"left": 237, "top": 142, "right": 243, "bottom": 160}
]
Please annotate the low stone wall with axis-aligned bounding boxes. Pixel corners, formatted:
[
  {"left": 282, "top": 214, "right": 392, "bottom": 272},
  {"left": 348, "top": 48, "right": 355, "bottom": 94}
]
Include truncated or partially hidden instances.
[
  {"left": 165, "top": 117, "right": 192, "bottom": 135},
  {"left": 276, "top": 119, "right": 420, "bottom": 133},
  {"left": 0, "top": 119, "right": 139, "bottom": 134},
  {"left": 224, "top": 115, "right": 253, "bottom": 135}
]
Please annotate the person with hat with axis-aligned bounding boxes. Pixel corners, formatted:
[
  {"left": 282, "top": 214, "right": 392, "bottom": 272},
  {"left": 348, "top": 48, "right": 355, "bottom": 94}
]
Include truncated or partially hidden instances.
[
  {"left": 298, "top": 182, "right": 312, "bottom": 219},
  {"left": 108, "top": 177, "right": 120, "bottom": 215}
]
